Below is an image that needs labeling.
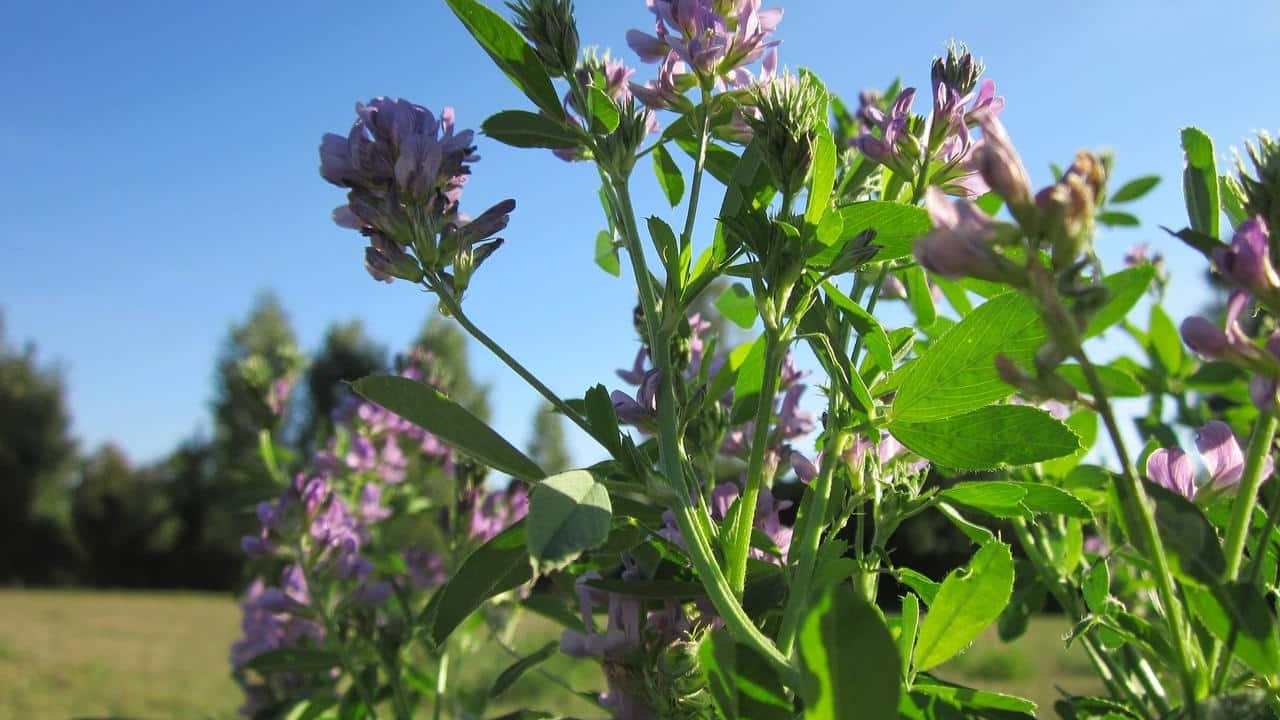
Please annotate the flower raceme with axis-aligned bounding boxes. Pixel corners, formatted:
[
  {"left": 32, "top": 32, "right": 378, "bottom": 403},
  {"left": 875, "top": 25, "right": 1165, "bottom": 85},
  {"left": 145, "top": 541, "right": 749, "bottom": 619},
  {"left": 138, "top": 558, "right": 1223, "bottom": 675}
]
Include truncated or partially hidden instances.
[
  {"left": 320, "top": 98, "right": 515, "bottom": 297},
  {"left": 627, "top": 0, "right": 782, "bottom": 85},
  {"left": 1146, "top": 421, "right": 1274, "bottom": 501}
]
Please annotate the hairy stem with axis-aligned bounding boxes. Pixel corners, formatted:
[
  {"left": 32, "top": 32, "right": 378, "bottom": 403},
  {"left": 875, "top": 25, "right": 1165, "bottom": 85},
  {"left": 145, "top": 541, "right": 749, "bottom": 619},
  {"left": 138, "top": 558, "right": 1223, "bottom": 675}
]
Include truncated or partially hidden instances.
[{"left": 679, "top": 90, "right": 713, "bottom": 254}]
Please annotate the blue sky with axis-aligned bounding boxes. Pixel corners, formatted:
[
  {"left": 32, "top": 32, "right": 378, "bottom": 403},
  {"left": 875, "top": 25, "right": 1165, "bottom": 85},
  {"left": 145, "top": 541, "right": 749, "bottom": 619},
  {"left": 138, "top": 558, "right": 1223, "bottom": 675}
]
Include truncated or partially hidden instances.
[{"left": 3, "top": 0, "right": 1279, "bottom": 467}]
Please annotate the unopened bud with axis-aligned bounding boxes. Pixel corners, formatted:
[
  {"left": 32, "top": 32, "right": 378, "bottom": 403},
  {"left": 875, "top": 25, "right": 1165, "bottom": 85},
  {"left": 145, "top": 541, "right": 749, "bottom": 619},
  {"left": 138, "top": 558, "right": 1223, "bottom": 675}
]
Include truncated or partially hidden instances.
[
  {"left": 508, "top": 0, "right": 580, "bottom": 78},
  {"left": 1181, "top": 316, "right": 1229, "bottom": 359}
]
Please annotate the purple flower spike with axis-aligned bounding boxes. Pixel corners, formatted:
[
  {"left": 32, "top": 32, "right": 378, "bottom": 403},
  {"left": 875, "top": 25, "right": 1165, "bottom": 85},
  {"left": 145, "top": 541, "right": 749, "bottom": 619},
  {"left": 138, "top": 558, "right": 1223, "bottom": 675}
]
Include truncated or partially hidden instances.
[
  {"left": 1146, "top": 447, "right": 1197, "bottom": 500},
  {"left": 628, "top": 0, "right": 781, "bottom": 85}
]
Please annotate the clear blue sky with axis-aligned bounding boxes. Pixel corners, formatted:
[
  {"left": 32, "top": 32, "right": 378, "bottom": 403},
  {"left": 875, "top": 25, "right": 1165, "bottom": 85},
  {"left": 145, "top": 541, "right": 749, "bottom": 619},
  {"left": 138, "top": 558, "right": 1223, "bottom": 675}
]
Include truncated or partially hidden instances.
[{"left": 3, "top": 0, "right": 1279, "bottom": 466}]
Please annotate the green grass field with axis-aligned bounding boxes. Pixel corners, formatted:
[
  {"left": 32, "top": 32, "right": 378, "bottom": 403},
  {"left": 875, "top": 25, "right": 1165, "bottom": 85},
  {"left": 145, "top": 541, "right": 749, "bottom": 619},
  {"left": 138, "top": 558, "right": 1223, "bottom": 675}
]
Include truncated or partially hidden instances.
[{"left": 0, "top": 590, "right": 1102, "bottom": 718}]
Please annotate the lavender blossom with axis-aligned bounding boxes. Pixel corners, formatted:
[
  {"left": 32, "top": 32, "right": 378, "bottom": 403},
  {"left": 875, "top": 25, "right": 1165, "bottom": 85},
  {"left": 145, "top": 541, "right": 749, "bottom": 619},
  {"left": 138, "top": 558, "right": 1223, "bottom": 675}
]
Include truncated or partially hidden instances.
[
  {"left": 915, "top": 188, "right": 1020, "bottom": 284},
  {"left": 1146, "top": 421, "right": 1273, "bottom": 500},
  {"left": 1214, "top": 216, "right": 1280, "bottom": 299},
  {"left": 627, "top": 0, "right": 782, "bottom": 83}
]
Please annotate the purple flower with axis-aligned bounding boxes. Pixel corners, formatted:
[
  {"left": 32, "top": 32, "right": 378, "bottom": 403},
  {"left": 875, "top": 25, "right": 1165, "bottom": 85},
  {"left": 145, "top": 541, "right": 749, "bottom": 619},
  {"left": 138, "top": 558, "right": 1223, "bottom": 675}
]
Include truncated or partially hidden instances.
[
  {"left": 1146, "top": 421, "right": 1273, "bottom": 500},
  {"left": 710, "top": 482, "right": 740, "bottom": 519},
  {"left": 358, "top": 483, "right": 392, "bottom": 524},
  {"left": 405, "top": 547, "right": 447, "bottom": 590},
  {"left": 914, "top": 188, "right": 1013, "bottom": 283},
  {"left": 628, "top": 0, "right": 782, "bottom": 82},
  {"left": 972, "top": 111, "right": 1031, "bottom": 208},
  {"left": 346, "top": 435, "right": 378, "bottom": 472},
  {"left": 776, "top": 384, "right": 814, "bottom": 438},
  {"left": 310, "top": 498, "right": 361, "bottom": 555},
  {"left": 1214, "top": 217, "right": 1279, "bottom": 298},
  {"left": 1146, "top": 445, "right": 1196, "bottom": 499},
  {"left": 1124, "top": 243, "right": 1151, "bottom": 267},
  {"left": 611, "top": 369, "right": 661, "bottom": 430},
  {"left": 267, "top": 377, "right": 293, "bottom": 417},
  {"left": 616, "top": 348, "right": 650, "bottom": 385},
  {"left": 789, "top": 450, "right": 817, "bottom": 483},
  {"left": 855, "top": 88, "right": 918, "bottom": 177},
  {"left": 1250, "top": 332, "right": 1280, "bottom": 412},
  {"left": 629, "top": 51, "right": 695, "bottom": 113}
]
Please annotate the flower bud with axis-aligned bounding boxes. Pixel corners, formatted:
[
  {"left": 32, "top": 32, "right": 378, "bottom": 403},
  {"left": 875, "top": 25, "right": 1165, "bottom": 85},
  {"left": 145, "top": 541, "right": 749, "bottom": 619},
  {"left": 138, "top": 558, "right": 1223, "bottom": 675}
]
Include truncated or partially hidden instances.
[
  {"left": 1237, "top": 130, "right": 1280, "bottom": 231},
  {"left": 745, "top": 71, "right": 825, "bottom": 198},
  {"left": 973, "top": 113, "right": 1032, "bottom": 210},
  {"left": 1180, "top": 316, "right": 1230, "bottom": 359},
  {"left": 508, "top": 0, "right": 580, "bottom": 78},
  {"left": 931, "top": 43, "right": 985, "bottom": 98}
]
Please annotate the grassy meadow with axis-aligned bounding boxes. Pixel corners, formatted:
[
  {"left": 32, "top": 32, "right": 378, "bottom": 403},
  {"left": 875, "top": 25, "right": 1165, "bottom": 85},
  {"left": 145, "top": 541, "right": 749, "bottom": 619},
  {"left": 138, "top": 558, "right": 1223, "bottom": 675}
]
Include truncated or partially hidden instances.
[{"left": 0, "top": 590, "right": 1103, "bottom": 718}]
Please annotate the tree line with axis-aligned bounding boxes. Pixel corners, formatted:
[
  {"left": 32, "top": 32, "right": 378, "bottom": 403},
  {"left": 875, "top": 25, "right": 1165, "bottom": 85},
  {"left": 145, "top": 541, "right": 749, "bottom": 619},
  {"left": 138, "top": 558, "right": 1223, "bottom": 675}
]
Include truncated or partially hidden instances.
[{"left": 0, "top": 294, "right": 572, "bottom": 590}]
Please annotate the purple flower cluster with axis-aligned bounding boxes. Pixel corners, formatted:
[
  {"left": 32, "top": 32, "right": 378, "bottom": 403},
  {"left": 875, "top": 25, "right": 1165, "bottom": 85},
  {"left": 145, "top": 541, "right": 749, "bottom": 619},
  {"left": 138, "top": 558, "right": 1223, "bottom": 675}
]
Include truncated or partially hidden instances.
[
  {"left": 854, "top": 49, "right": 1005, "bottom": 199},
  {"left": 1146, "top": 421, "right": 1273, "bottom": 501},
  {"left": 627, "top": 0, "right": 781, "bottom": 84},
  {"left": 232, "top": 348, "right": 529, "bottom": 715},
  {"left": 561, "top": 561, "right": 701, "bottom": 718},
  {"left": 788, "top": 431, "right": 929, "bottom": 487},
  {"left": 320, "top": 98, "right": 514, "bottom": 294}
]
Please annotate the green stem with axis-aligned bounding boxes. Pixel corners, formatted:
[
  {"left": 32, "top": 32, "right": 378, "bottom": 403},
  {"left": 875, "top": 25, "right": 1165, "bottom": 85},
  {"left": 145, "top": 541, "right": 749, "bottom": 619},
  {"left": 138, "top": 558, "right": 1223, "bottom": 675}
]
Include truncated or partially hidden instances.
[
  {"left": 1220, "top": 414, "right": 1278, "bottom": 579},
  {"left": 850, "top": 264, "right": 890, "bottom": 366},
  {"left": 610, "top": 176, "right": 796, "bottom": 683},
  {"left": 1209, "top": 412, "right": 1278, "bottom": 689},
  {"left": 679, "top": 90, "right": 713, "bottom": 254},
  {"left": 430, "top": 284, "right": 596, "bottom": 444},
  {"left": 724, "top": 334, "right": 785, "bottom": 596},
  {"left": 776, "top": 432, "right": 849, "bottom": 656},
  {"left": 1075, "top": 352, "right": 1203, "bottom": 713}
]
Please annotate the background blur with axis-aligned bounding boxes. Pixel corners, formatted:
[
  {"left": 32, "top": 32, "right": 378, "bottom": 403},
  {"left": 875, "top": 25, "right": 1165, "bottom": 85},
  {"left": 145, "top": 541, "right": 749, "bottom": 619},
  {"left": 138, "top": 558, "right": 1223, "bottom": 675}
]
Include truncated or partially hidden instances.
[{"left": 2, "top": 0, "right": 1280, "bottom": 715}]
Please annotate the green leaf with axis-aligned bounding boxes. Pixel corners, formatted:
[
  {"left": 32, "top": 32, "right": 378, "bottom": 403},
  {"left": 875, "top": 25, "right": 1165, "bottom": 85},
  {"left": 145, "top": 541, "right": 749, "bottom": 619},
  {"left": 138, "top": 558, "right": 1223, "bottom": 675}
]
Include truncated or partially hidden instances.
[
  {"left": 730, "top": 335, "right": 767, "bottom": 425},
  {"left": 940, "top": 481, "right": 1092, "bottom": 520},
  {"left": 594, "top": 231, "right": 620, "bottom": 277},
  {"left": 715, "top": 283, "right": 758, "bottom": 329},
  {"left": 699, "top": 628, "right": 793, "bottom": 720},
  {"left": 890, "top": 406, "right": 1082, "bottom": 470},
  {"left": 245, "top": 648, "right": 342, "bottom": 674},
  {"left": 445, "top": 0, "right": 563, "bottom": 119},
  {"left": 584, "top": 86, "right": 620, "bottom": 133},
  {"left": 1181, "top": 126, "right": 1220, "bottom": 239},
  {"left": 422, "top": 521, "right": 532, "bottom": 646},
  {"left": 646, "top": 216, "right": 679, "bottom": 270},
  {"left": 912, "top": 680, "right": 1036, "bottom": 716},
  {"left": 1185, "top": 583, "right": 1280, "bottom": 679},
  {"left": 903, "top": 265, "right": 937, "bottom": 328},
  {"left": 1149, "top": 304, "right": 1184, "bottom": 375},
  {"left": 899, "top": 593, "right": 920, "bottom": 679},
  {"left": 352, "top": 375, "right": 545, "bottom": 480},
  {"left": 1057, "top": 364, "right": 1144, "bottom": 397},
  {"left": 799, "top": 583, "right": 901, "bottom": 720},
  {"left": 1109, "top": 175, "right": 1161, "bottom": 203},
  {"left": 583, "top": 384, "right": 622, "bottom": 456},
  {"left": 679, "top": 138, "right": 739, "bottom": 185},
  {"left": 829, "top": 202, "right": 931, "bottom": 264},
  {"left": 1144, "top": 481, "right": 1226, "bottom": 587},
  {"left": 489, "top": 641, "right": 559, "bottom": 697},
  {"left": 1083, "top": 266, "right": 1155, "bottom": 338},
  {"left": 805, "top": 123, "right": 837, "bottom": 227},
  {"left": 482, "top": 110, "right": 579, "bottom": 149},
  {"left": 1097, "top": 211, "right": 1139, "bottom": 228},
  {"left": 895, "top": 569, "right": 940, "bottom": 606},
  {"left": 889, "top": 293, "right": 1045, "bottom": 422},
  {"left": 913, "top": 541, "right": 1015, "bottom": 672},
  {"left": 1083, "top": 561, "right": 1110, "bottom": 616},
  {"left": 652, "top": 143, "right": 685, "bottom": 207},
  {"left": 1043, "top": 409, "right": 1099, "bottom": 477},
  {"left": 822, "top": 281, "right": 892, "bottom": 372},
  {"left": 526, "top": 470, "right": 612, "bottom": 568}
]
